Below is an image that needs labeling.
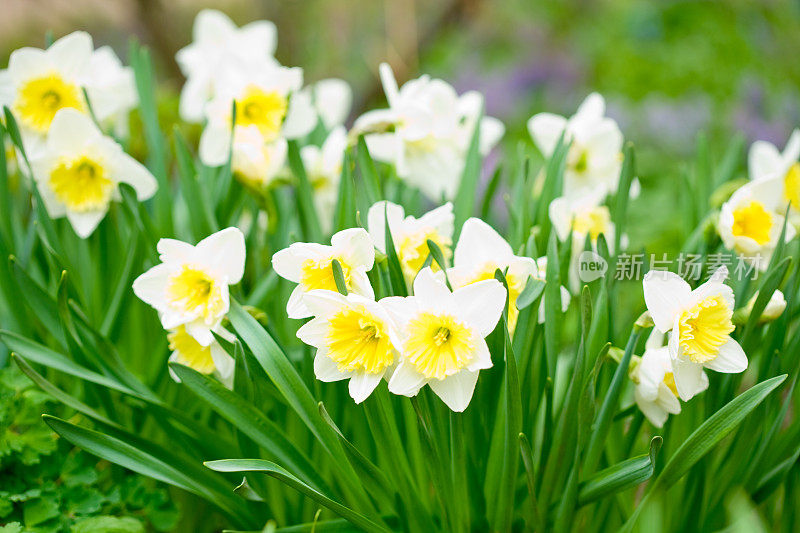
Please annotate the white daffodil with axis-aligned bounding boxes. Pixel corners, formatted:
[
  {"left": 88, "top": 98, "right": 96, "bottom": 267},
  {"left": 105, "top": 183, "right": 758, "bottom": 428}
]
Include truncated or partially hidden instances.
[
  {"left": 629, "top": 331, "right": 702, "bottom": 427},
  {"left": 132, "top": 227, "right": 246, "bottom": 346},
  {"left": 549, "top": 190, "right": 617, "bottom": 250},
  {"left": 231, "top": 127, "right": 287, "bottom": 188},
  {"left": 1, "top": 32, "right": 138, "bottom": 156},
  {"left": 353, "top": 63, "right": 504, "bottom": 201},
  {"left": 382, "top": 267, "right": 506, "bottom": 412},
  {"left": 272, "top": 228, "right": 375, "bottom": 319},
  {"left": 297, "top": 290, "right": 402, "bottom": 403},
  {"left": 311, "top": 79, "right": 352, "bottom": 129},
  {"left": 643, "top": 266, "right": 747, "bottom": 401},
  {"left": 530, "top": 256, "right": 572, "bottom": 325},
  {"left": 167, "top": 325, "right": 235, "bottom": 386},
  {"left": 198, "top": 62, "right": 316, "bottom": 168},
  {"left": 367, "top": 200, "right": 454, "bottom": 283},
  {"left": 176, "top": 9, "right": 277, "bottom": 123},
  {"left": 447, "top": 217, "right": 536, "bottom": 332},
  {"left": 29, "top": 109, "right": 156, "bottom": 238},
  {"left": 528, "top": 93, "right": 624, "bottom": 198},
  {"left": 748, "top": 129, "right": 800, "bottom": 214},
  {"left": 719, "top": 179, "right": 795, "bottom": 271},
  {"left": 301, "top": 126, "right": 347, "bottom": 233},
  {"left": 84, "top": 45, "right": 137, "bottom": 137}
]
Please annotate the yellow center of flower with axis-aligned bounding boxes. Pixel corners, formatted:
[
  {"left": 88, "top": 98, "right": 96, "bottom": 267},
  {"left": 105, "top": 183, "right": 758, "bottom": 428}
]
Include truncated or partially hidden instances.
[
  {"left": 572, "top": 206, "right": 611, "bottom": 241},
  {"left": 731, "top": 200, "right": 773, "bottom": 245},
  {"left": 168, "top": 326, "right": 216, "bottom": 374},
  {"left": 49, "top": 155, "right": 114, "bottom": 212},
  {"left": 300, "top": 257, "right": 352, "bottom": 292},
  {"left": 404, "top": 312, "right": 475, "bottom": 379},
  {"left": 784, "top": 163, "right": 800, "bottom": 210},
  {"left": 663, "top": 372, "right": 678, "bottom": 397},
  {"left": 398, "top": 229, "right": 452, "bottom": 280},
  {"left": 235, "top": 86, "right": 288, "bottom": 142},
  {"left": 326, "top": 307, "right": 395, "bottom": 373},
  {"left": 167, "top": 266, "right": 224, "bottom": 320},
  {"left": 677, "top": 294, "right": 734, "bottom": 363},
  {"left": 13, "top": 73, "right": 85, "bottom": 133}
]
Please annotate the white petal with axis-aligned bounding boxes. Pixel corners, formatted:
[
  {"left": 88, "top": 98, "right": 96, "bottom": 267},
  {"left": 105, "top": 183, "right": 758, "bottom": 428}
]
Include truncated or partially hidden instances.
[
  {"left": 286, "top": 286, "right": 311, "bottom": 319},
  {"left": 314, "top": 78, "right": 352, "bottom": 128},
  {"left": 199, "top": 123, "right": 232, "bottom": 167},
  {"left": 527, "top": 113, "right": 567, "bottom": 157},
  {"left": 379, "top": 62, "right": 400, "bottom": 107},
  {"left": 157, "top": 239, "right": 194, "bottom": 263},
  {"left": 379, "top": 296, "right": 418, "bottom": 329},
  {"left": 348, "top": 371, "right": 383, "bottom": 403},
  {"left": 349, "top": 271, "right": 376, "bottom": 300},
  {"left": 479, "top": 117, "right": 505, "bottom": 154},
  {"left": 283, "top": 89, "right": 317, "bottom": 139},
  {"left": 132, "top": 263, "right": 172, "bottom": 309},
  {"left": 296, "top": 316, "right": 330, "bottom": 347},
  {"left": 196, "top": 227, "right": 246, "bottom": 283},
  {"left": 366, "top": 201, "right": 405, "bottom": 253},
  {"left": 363, "top": 132, "right": 400, "bottom": 164},
  {"left": 452, "top": 279, "right": 507, "bottom": 337},
  {"left": 314, "top": 350, "right": 349, "bottom": 382},
  {"left": 749, "top": 140, "right": 782, "bottom": 181},
  {"left": 332, "top": 228, "right": 375, "bottom": 270},
  {"left": 704, "top": 337, "right": 747, "bottom": 373},
  {"left": 387, "top": 361, "right": 426, "bottom": 397},
  {"left": 114, "top": 153, "right": 158, "bottom": 200},
  {"left": 272, "top": 246, "right": 308, "bottom": 283},
  {"left": 642, "top": 270, "right": 692, "bottom": 332},
  {"left": 454, "top": 217, "right": 513, "bottom": 268},
  {"left": 210, "top": 344, "right": 235, "bottom": 381},
  {"left": 672, "top": 358, "right": 707, "bottom": 402},
  {"left": 656, "top": 384, "right": 682, "bottom": 415},
  {"left": 302, "top": 290, "right": 347, "bottom": 317},
  {"left": 47, "top": 109, "right": 99, "bottom": 154},
  {"left": 48, "top": 31, "right": 93, "bottom": 79},
  {"left": 575, "top": 92, "right": 606, "bottom": 121},
  {"left": 428, "top": 370, "right": 479, "bottom": 412},
  {"left": 637, "top": 347, "right": 669, "bottom": 401},
  {"left": 412, "top": 267, "right": 451, "bottom": 306},
  {"left": 783, "top": 128, "right": 800, "bottom": 164},
  {"left": 635, "top": 388, "right": 668, "bottom": 428},
  {"left": 66, "top": 210, "right": 106, "bottom": 238}
]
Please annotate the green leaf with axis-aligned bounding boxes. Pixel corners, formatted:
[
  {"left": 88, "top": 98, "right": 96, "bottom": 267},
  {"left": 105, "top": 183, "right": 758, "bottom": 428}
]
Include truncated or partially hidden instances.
[
  {"left": 622, "top": 375, "right": 787, "bottom": 532},
  {"left": 382, "top": 206, "right": 408, "bottom": 296},
  {"left": 43, "top": 416, "right": 257, "bottom": 528},
  {"left": 169, "top": 362, "right": 330, "bottom": 495},
  {"left": 355, "top": 135, "right": 381, "bottom": 205},
  {"left": 331, "top": 259, "right": 349, "bottom": 295},
  {"left": 453, "top": 107, "right": 483, "bottom": 234},
  {"left": 287, "top": 140, "right": 323, "bottom": 242},
  {"left": 516, "top": 278, "right": 546, "bottom": 311},
  {"left": 578, "top": 436, "right": 662, "bottom": 506},
  {"left": 613, "top": 143, "right": 635, "bottom": 255},
  {"left": 205, "top": 459, "right": 391, "bottom": 533}
]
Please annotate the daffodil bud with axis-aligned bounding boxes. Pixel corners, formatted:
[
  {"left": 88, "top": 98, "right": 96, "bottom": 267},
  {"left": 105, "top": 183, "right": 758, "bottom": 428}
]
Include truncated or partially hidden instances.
[{"left": 739, "top": 290, "right": 787, "bottom": 324}]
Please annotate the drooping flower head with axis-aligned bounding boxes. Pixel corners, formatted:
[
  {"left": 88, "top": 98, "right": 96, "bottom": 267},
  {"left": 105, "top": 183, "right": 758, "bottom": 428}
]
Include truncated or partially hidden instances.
[
  {"left": 354, "top": 63, "right": 504, "bottom": 201},
  {"left": 383, "top": 268, "right": 506, "bottom": 412},
  {"left": 629, "top": 331, "right": 703, "bottom": 427},
  {"left": 297, "top": 290, "right": 401, "bottom": 403},
  {"left": 718, "top": 179, "right": 795, "bottom": 270},
  {"left": 272, "top": 228, "right": 375, "bottom": 319},
  {"left": 367, "top": 200, "right": 454, "bottom": 283},
  {"left": 643, "top": 266, "right": 747, "bottom": 401},
  {"left": 167, "top": 325, "right": 235, "bottom": 386},
  {"left": 176, "top": 9, "right": 278, "bottom": 122},
  {"left": 29, "top": 109, "right": 157, "bottom": 237},
  {"left": 133, "top": 227, "right": 246, "bottom": 346},
  {"left": 528, "top": 93, "right": 624, "bottom": 198},
  {"left": 448, "top": 218, "right": 536, "bottom": 332}
]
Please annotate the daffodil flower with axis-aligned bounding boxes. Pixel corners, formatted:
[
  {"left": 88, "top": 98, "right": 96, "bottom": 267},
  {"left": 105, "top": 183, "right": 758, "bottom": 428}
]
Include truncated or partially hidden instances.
[
  {"left": 272, "top": 228, "right": 375, "bottom": 319},
  {"left": 167, "top": 325, "right": 235, "bottom": 386},
  {"left": 367, "top": 200, "right": 454, "bottom": 283},
  {"left": 719, "top": 179, "right": 795, "bottom": 270},
  {"left": 198, "top": 62, "right": 316, "bottom": 168},
  {"left": 630, "top": 331, "right": 703, "bottom": 427},
  {"left": 311, "top": 79, "right": 352, "bottom": 130},
  {"left": 528, "top": 93, "right": 626, "bottom": 198},
  {"left": 382, "top": 268, "right": 506, "bottom": 412},
  {"left": 742, "top": 289, "right": 786, "bottom": 323},
  {"left": 231, "top": 127, "right": 287, "bottom": 188},
  {"left": 29, "top": 109, "right": 157, "bottom": 237},
  {"left": 297, "top": 290, "right": 401, "bottom": 403},
  {"left": 133, "top": 227, "right": 246, "bottom": 346},
  {"left": 447, "top": 217, "right": 536, "bottom": 332},
  {"left": 353, "top": 63, "right": 504, "bottom": 201},
  {"left": 748, "top": 128, "right": 800, "bottom": 214},
  {"left": 301, "top": 126, "right": 348, "bottom": 233},
  {"left": 643, "top": 266, "right": 747, "bottom": 401},
  {"left": 1, "top": 31, "right": 136, "bottom": 156},
  {"left": 176, "top": 9, "right": 278, "bottom": 123}
]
